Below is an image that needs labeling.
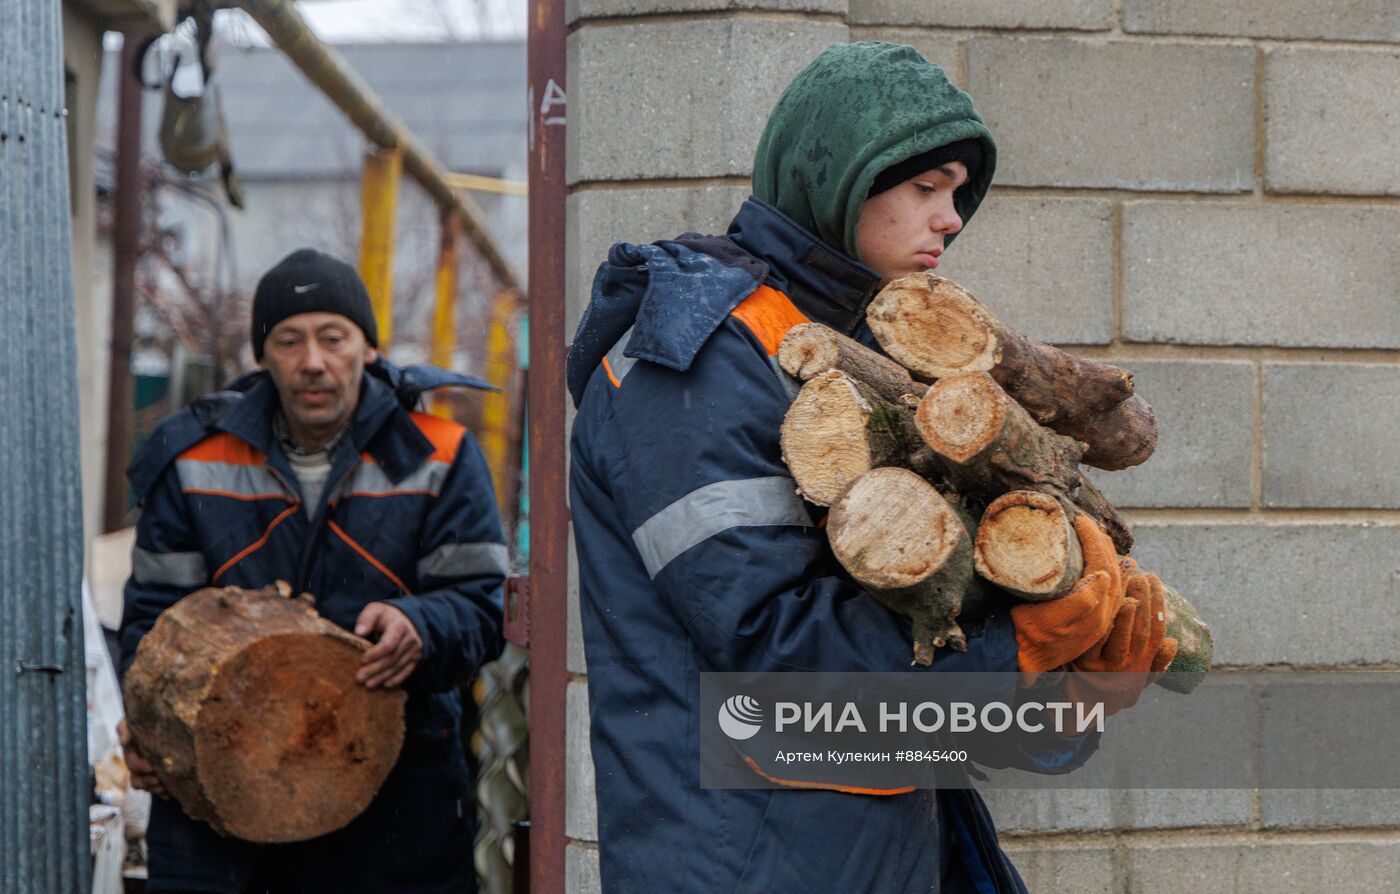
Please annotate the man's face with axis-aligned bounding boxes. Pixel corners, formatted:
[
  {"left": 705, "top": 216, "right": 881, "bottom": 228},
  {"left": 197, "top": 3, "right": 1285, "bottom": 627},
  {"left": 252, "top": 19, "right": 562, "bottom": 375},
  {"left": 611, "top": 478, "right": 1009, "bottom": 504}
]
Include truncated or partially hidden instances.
[
  {"left": 854, "top": 161, "right": 968, "bottom": 286},
  {"left": 260, "top": 312, "right": 377, "bottom": 439}
]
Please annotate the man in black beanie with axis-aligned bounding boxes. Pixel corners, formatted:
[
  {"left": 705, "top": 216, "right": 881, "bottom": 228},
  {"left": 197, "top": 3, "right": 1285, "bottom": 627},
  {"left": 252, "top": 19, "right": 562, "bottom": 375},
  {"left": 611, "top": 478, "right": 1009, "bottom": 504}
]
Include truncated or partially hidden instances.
[{"left": 118, "top": 247, "right": 507, "bottom": 893}]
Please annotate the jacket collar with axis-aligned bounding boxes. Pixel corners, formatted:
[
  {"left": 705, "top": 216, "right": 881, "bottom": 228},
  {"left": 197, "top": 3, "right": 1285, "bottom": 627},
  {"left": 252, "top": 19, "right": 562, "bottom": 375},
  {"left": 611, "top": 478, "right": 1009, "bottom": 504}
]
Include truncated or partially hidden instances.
[
  {"left": 727, "top": 197, "right": 882, "bottom": 336},
  {"left": 217, "top": 369, "right": 434, "bottom": 484}
]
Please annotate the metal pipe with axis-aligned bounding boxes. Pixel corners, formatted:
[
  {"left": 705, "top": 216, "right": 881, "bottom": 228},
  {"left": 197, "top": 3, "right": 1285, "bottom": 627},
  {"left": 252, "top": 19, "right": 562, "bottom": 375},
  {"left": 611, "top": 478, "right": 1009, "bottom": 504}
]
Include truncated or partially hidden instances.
[
  {"left": 237, "top": 0, "right": 520, "bottom": 293},
  {"left": 527, "top": 0, "right": 569, "bottom": 888},
  {"left": 103, "top": 37, "right": 144, "bottom": 533},
  {"left": 358, "top": 145, "right": 402, "bottom": 347}
]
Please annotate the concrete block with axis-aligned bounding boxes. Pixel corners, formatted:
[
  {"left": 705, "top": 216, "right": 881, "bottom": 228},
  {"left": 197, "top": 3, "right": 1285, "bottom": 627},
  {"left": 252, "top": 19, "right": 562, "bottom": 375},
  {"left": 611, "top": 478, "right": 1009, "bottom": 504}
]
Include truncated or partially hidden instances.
[
  {"left": 1128, "top": 523, "right": 1400, "bottom": 666},
  {"left": 1084, "top": 361, "right": 1254, "bottom": 509},
  {"left": 850, "top": 0, "right": 1112, "bottom": 30},
  {"left": 986, "top": 789, "right": 1251, "bottom": 833},
  {"left": 1125, "top": 0, "right": 1400, "bottom": 43},
  {"left": 965, "top": 39, "right": 1254, "bottom": 192},
  {"left": 999, "top": 844, "right": 1117, "bottom": 893},
  {"left": 1122, "top": 202, "right": 1400, "bottom": 348},
  {"left": 1125, "top": 838, "right": 1400, "bottom": 893},
  {"left": 566, "top": 185, "right": 750, "bottom": 344},
  {"left": 1265, "top": 47, "right": 1400, "bottom": 197},
  {"left": 936, "top": 195, "right": 1113, "bottom": 345},
  {"left": 567, "top": 20, "right": 847, "bottom": 184},
  {"left": 569, "top": 0, "right": 844, "bottom": 23},
  {"left": 567, "top": 680, "right": 599, "bottom": 842},
  {"left": 1261, "top": 790, "right": 1400, "bottom": 830},
  {"left": 568, "top": 522, "right": 587, "bottom": 674},
  {"left": 566, "top": 843, "right": 603, "bottom": 894},
  {"left": 1263, "top": 363, "right": 1400, "bottom": 508},
  {"left": 848, "top": 28, "right": 963, "bottom": 84}
]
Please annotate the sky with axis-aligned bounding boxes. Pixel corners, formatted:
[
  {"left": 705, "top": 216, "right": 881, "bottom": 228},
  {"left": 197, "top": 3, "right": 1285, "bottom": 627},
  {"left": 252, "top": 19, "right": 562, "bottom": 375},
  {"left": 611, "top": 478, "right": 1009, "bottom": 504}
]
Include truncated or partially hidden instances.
[{"left": 106, "top": 0, "right": 526, "bottom": 49}]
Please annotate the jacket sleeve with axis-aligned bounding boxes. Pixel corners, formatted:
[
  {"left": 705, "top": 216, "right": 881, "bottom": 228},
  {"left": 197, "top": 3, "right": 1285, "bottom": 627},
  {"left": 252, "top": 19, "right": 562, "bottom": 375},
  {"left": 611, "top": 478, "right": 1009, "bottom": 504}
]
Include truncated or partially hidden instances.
[
  {"left": 119, "top": 461, "right": 211, "bottom": 679},
  {"left": 573, "top": 319, "right": 1098, "bottom": 773},
  {"left": 394, "top": 431, "right": 507, "bottom": 692}
]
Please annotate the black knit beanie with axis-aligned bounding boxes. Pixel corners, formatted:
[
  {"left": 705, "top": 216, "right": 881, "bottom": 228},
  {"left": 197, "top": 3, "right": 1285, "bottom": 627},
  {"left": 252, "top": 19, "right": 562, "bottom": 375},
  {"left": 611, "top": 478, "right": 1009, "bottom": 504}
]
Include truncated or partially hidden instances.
[
  {"left": 251, "top": 248, "right": 379, "bottom": 360},
  {"left": 868, "top": 137, "right": 985, "bottom": 199}
]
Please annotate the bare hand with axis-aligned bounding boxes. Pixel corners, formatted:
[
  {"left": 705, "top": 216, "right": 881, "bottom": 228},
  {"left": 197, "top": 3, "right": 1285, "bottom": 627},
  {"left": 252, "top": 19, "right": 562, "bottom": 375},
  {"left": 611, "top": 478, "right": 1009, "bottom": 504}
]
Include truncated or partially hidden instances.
[
  {"left": 117, "top": 718, "right": 169, "bottom": 799},
  {"left": 354, "top": 602, "right": 424, "bottom": 689}
]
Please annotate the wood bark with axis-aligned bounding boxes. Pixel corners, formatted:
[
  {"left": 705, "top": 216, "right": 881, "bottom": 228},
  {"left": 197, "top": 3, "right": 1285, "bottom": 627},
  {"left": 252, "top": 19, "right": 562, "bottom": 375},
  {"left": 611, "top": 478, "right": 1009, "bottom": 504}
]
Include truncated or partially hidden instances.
[
  {"left": 777, "top": 322, "right": 926, "bottom": 405},
  {"left": 974, "top": 491, "right": 1084, "bottom": 602},
  {"left": 827, "top": 468, "right": 991, "bottom": 662},
  {"left": 122, "top": 584, "right": 406, "bottom": 843},
  {"left": 779, "top": 370, "right": 925, "bottom": 506},
  {"left": 867, "top": 273, "right": 1158, "bottom": 470},
  {"left": 1156, "top": 584, "right": 1214, "bottom": 694},
  {"left": 915, "top": 371, "right": 1085, "bottom": 494}
]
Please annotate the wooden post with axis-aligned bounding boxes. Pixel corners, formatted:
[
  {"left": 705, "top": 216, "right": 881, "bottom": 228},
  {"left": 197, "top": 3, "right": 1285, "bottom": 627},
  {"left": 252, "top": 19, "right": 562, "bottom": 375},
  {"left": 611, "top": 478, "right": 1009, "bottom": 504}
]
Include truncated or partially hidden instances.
[{"left": 359, "top": 146, "right": 402, "bottom": 348}]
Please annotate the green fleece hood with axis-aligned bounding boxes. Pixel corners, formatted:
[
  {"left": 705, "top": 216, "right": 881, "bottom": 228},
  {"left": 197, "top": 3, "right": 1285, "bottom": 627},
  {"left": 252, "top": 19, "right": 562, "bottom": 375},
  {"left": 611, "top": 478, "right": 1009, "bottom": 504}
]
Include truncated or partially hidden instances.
[{"left": 752, "top": 41, "right": 997, "bottom": 260}]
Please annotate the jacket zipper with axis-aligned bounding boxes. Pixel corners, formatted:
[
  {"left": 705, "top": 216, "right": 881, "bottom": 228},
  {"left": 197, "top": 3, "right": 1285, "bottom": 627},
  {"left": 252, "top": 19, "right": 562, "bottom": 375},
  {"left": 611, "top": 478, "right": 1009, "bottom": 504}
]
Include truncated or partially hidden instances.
[{"left": 292, "top": 460, "right": 361, "bottom": 594}]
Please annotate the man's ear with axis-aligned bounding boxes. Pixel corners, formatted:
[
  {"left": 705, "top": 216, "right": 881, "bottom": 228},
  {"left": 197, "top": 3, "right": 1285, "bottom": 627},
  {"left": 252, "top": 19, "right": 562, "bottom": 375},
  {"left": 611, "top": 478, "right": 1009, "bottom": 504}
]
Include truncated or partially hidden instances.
[{"left": 364, "top": 346, "right": 379, "bottom": 364}]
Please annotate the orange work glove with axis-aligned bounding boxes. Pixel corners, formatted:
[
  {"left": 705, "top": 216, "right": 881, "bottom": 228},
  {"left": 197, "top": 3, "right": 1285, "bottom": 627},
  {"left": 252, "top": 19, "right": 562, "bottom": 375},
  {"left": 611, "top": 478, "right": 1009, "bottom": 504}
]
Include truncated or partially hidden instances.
[
  {"left": 1010, "top": 515, "right": 1127, "bottom": 674},
  {"left": 1065, "top": 571, "right": 1180, "bottom": 715}
]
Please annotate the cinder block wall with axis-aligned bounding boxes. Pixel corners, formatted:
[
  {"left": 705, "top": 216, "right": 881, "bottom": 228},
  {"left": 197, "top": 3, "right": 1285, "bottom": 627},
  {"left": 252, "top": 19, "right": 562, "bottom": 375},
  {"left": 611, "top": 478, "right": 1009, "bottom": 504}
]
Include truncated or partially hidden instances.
[{"left": 563, "top": 1, "right": 1400, "bottom": 890}]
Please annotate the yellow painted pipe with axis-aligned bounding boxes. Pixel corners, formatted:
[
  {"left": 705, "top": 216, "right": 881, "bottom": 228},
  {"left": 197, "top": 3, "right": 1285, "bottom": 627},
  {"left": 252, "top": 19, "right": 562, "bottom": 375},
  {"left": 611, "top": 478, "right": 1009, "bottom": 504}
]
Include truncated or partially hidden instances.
[{"left": 359, "top": 146, "right": 402, "bottom": 348}]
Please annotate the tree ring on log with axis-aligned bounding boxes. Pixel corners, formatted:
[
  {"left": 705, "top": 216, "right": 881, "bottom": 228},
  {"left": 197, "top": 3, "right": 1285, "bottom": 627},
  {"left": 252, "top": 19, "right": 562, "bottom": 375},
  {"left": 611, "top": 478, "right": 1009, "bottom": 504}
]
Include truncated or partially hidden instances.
[
  {"left": 867, "top": 273, "right": 1000, "bottom": 378},
  {"left": 974, "top": 491, "right": 1083, "bottom": 601},
  {"left": 828, "top": 467, "right": 963, "bottom": 590},
  {"left": 915, "top": 373, "right": 1007, "bottom": 464},
  {"left": 780, "top": 370, "right": 879, "bottom": 506}
]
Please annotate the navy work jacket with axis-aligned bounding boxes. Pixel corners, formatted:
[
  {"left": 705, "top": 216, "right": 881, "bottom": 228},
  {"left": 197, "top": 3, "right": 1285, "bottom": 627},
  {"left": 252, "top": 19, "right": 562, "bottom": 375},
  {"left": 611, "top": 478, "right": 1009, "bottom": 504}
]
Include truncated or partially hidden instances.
[
  {"left": 567, "top": 198, "right": 1096, "bottom": 893},
  {"left": 120, "top": 359, "right": 507, "bottom": 893}
]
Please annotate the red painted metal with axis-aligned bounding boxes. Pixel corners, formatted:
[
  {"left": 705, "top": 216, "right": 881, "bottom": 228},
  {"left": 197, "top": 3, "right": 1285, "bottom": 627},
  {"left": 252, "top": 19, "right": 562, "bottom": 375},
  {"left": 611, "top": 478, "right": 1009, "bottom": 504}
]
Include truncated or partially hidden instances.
[
  {"left": 527, "top": 0, "right": 569, "bottom": 889},
  {"left": 504, "top": 575, "right": 531, "bottom": 648}
]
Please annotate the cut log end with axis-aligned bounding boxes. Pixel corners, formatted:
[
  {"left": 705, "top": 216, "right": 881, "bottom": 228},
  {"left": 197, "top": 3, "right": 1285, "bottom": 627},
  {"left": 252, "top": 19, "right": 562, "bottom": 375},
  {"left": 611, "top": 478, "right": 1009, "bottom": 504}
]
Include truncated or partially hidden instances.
[
  {"left": 867, "top": 273, "right": 1000, "bottom": 379},
  {"left": 779, "top": 370, "right": 878, "bottom": 506},
  {"left": 195, "top": 633, "right": 405, "bottom": 842},
  {"left": 974, "top": 491, "right": 1083, "bottom": 601},
  {"left": 915, "top": 372, "right": 1006, "bottom": 464},
  {"left": 777, "top": 323, "right": 841, "bottom": 381},
  {"left": 828, "top": 468, "right": 963, "bottom": 590}
]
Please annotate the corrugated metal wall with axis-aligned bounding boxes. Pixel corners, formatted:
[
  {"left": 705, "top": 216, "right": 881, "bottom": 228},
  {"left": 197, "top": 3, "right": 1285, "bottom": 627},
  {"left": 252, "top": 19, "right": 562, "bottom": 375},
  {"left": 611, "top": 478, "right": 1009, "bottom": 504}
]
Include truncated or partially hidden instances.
[{"left": 0, "top": 1, "right": 93, "bottom": 891}]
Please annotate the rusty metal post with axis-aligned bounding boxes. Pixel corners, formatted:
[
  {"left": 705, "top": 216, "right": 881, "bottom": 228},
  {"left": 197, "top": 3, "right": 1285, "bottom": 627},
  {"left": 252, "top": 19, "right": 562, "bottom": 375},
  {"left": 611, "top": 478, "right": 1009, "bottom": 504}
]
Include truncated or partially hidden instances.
[
  {"left": 102, "top": 38, "right": 144, "bottom": 533},
  {"left": 359, "top": 146, "right": 402, "bottom": 348},
  {"left": 527, "top": 0, "right": 569, "bottom": 887}
]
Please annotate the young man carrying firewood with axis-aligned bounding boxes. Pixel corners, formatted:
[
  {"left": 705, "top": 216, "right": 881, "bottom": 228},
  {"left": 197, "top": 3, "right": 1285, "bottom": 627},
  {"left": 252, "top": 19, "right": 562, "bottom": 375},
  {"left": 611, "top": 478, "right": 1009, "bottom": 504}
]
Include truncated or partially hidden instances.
[
  {"left": 117, "top": 248, "right": 508, "bottom": 893},
  {"left": 568, "top": 42, "right": 1177, "bottom": 892}
]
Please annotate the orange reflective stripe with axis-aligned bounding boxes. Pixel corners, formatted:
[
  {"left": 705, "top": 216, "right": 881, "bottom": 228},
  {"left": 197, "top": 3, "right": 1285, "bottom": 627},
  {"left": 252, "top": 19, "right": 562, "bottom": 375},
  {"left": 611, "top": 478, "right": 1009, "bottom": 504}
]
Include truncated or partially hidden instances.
[
  {"left": 330, "top": 520, "right": 413, "bottom": 595},
  {"left": 180, "top": 433, "right": 266, "bottom": 466},
  {"left": 729, "top": 285, "right": 811, "bottom": 357},
  {"left": 601, "top": 356, "right": 622, "bottom": 389},
  {"left": 409, "top": 411, "right": 465, "bottom": 464},
  {"left": 211, "top": 504, "right": 299, "bottom": 583},
  {"left": 742, "top": 755, "right": 916, "bottom": 796}
]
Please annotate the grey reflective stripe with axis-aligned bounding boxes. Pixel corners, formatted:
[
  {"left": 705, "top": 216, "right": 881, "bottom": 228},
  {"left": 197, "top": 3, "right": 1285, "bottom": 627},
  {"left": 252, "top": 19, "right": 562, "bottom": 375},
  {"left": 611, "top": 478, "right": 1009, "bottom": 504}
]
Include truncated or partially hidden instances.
[
  {"left": 632, "top": 476, "right": 813, "bottom": 578},
  {"left": 605, "top": 325, "right": 638, "bottom": 387},
  {"left": 344, "top": 460, "right": 451, "bottom": 497},
  {"left": 418, "top": 542, "right": 511, "bottom": 580},
  {"left": 131, "top": 546, "right": 208, "bottom": 587},
  {"left": 176, "top": 460, "right": 289, "bottom": 500},
  {"left": 768, "top": 355, "right": 803, "bottom": 401}
]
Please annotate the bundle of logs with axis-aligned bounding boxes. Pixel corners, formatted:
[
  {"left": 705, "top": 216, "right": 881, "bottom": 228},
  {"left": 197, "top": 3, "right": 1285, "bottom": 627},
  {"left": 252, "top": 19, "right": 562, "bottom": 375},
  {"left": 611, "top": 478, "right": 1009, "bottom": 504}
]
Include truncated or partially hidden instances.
[
  {"left": 122, "top": 583, "right": 407, "bottom": 841},
  {"left": 778, "top": 273, "right": 1212, "bottom": 694}
]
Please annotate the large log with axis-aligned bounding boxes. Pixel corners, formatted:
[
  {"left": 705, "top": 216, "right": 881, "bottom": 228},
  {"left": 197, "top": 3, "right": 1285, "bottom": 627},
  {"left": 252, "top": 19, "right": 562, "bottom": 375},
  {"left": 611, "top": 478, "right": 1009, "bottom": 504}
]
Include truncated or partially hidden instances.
[
  {"left": 123, "top": 584, "right": 406, "bottom": 843},
  {"left": 827, "top": 468, "right": 989, "bottom": 662},
  {"left": 777, "top": 322, "right": 926, "bottom": 405},
  {"left": 779, "top": 370, "right": 926, "bottom": 506},
  {"left": 867, "top": 273, "right": 1158, "bottom": 470}
]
